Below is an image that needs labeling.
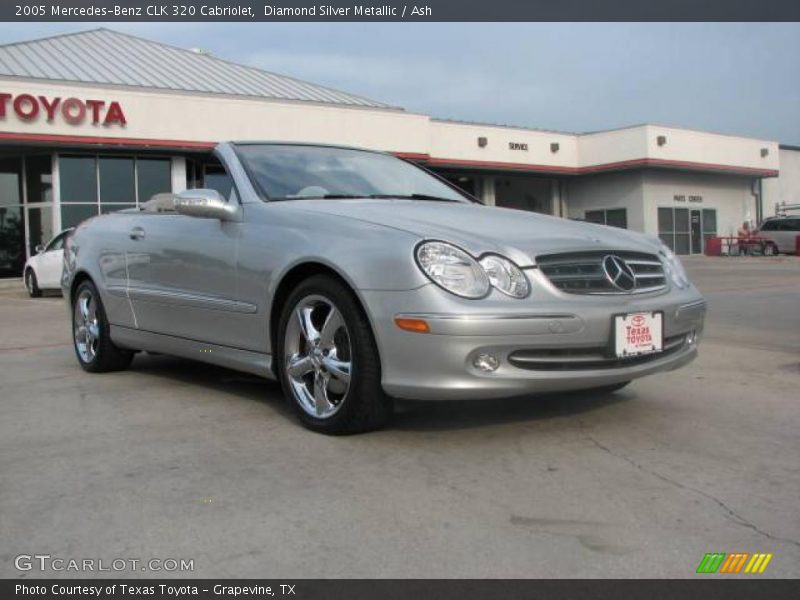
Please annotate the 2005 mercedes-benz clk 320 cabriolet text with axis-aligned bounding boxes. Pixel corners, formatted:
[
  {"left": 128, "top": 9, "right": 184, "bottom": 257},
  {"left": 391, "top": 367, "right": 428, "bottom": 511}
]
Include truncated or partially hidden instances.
[{"left": 63, "top": 142, "right": 706, "bottom": 434}]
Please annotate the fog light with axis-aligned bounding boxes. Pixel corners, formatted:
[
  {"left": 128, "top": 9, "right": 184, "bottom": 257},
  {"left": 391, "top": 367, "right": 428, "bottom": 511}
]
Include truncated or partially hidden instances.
[
  {"left": 473, "top": 353, "right": 500, "bottom": 372},
  {"left": 686, "top": 330, "right": 697, "bottom": 345}
]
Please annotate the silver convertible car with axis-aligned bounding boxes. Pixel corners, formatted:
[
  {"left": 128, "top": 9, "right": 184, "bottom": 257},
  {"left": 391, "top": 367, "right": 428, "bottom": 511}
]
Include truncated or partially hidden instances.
[{"left": 63, "top": 142, "right": 706, "bottom": 434}]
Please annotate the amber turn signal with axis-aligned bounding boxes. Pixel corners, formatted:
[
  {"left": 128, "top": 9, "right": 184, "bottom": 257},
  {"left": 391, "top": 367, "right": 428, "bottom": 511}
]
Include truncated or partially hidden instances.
[{"left": 394, "top": 317, "right": 430, "bottom": 333}]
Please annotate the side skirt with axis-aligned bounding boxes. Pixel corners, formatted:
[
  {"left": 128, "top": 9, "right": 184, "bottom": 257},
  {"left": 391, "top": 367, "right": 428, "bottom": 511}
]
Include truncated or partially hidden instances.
[{"left": 110, "top": 325, "right": 275, "bottom": 380}]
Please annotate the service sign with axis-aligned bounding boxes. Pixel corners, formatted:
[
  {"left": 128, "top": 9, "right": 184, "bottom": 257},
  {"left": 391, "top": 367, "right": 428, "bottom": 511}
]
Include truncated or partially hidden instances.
[{"left": 0, "top": 92, "right": 127, "bottom": 126}]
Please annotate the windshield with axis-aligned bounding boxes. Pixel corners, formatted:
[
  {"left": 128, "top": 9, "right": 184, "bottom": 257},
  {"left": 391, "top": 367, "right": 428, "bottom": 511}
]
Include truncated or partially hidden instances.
[{"left": 235, "top": 144, "right": 471, "bottom": 203}]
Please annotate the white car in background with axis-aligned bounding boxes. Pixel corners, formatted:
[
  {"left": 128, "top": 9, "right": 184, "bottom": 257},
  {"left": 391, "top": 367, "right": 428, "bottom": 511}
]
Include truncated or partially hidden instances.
[
  {"left": 756, "top": 216, "right": 800, "bottom": 254},
  {"left": 24, "top": 229, "right": 72, "bottom": 297}
]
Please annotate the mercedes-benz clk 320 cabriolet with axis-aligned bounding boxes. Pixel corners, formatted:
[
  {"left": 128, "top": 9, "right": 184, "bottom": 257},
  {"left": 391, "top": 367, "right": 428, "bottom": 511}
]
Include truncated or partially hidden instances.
[{"left": 62, "top": 142, "right": 706, "bottom": 434}]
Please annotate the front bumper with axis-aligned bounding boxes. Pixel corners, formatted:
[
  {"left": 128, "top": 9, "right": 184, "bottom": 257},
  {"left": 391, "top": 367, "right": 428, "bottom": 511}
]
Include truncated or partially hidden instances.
[{"left": 361, "top": 276, "right": 706, "bottom": 401}]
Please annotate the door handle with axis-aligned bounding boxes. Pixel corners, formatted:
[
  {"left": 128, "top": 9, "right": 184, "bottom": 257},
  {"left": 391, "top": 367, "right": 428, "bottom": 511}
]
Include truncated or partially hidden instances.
[{"left": 129, "top": 227, "right": 146, "bottom": 241}]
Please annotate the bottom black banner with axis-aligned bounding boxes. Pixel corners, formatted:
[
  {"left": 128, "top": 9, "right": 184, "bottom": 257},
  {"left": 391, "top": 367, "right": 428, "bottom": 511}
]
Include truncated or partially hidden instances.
[{"left": 4, "top": 580, "right": 800, "bottom": 600}]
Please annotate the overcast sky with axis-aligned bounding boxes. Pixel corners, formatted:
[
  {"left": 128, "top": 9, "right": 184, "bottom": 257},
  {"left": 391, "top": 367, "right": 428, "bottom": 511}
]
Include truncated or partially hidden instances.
[{"left": 1, "top": 22, "right": 798, "bottom": 143}]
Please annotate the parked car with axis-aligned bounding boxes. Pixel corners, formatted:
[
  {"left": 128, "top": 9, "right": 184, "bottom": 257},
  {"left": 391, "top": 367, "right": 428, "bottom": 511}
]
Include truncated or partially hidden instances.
[
  {"left": 62, "top": 142, "right": 706, "bottom": 434},
  {"left": 755, "top": 216, "right": 800, "bottom": 254},
  {"left": 24, "top": 229, "right": 72, "bottom": 297}
]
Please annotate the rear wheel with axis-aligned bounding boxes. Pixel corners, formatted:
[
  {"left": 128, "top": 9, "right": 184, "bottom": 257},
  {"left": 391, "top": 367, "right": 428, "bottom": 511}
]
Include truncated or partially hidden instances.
[
  {"left": 277, "top": 275, "right": 392, "bottom": 434},
  {"left": 25, "top": 269, "right": 41, "bottom": 298},
  {"left": 72, "top": 280, "right": 133, "bottom": 373}
]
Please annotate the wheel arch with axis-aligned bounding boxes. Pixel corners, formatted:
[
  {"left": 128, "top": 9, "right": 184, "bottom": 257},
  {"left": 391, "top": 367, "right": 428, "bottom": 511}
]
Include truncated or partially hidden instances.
[
  {"left": 268, "top": 261, "right": 380, "bottom": 378},
  {"left": 69, "top": 270, "right": 94, "bottom": 305}
]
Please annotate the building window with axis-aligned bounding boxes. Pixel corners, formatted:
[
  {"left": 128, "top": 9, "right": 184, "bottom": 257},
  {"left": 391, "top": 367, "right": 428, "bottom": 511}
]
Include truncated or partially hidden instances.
[
  {"left": 25, "top": 155, "right": 53, "bottom": 204},
  {"left": 137, "top": 159, "right": 171, "bottom": 205},
  {"left": 659, "top": 206, "right": 716, "bottom": 255},
  {"left": 585, "top": 208, "right": 627, "bottom": 229},
  {"left": 60, "top": 156, "right": 98, "bottom": 205},
  {"left": 61, "top": 204, "right": 100, "bottom": 230},
  {"left": 27, "top": 205, "right": 53, "bottom": 256},
  {"left": 201, "top": 164, "right": 233, "bottom": 199},
  {"left": 59, "top": 155, "right": 172, "bottom": 229},
  {"left": 99, "top": 157, "right": 136, "bottom": 205}
]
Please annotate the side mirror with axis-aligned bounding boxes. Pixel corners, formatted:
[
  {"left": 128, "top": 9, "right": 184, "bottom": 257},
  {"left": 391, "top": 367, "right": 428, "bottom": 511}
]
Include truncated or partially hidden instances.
[
  {"left": 174, "top": 189, "right": 238, "bottom": 221},
  {"left": 34, "top": 244, "right": 44, "bottom": 254}
]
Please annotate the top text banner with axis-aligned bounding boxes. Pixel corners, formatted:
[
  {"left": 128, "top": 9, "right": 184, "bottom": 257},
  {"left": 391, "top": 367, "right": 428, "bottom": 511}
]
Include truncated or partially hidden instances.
[{"left": 4, "top": 0, "right": 800, "bottom": 21}]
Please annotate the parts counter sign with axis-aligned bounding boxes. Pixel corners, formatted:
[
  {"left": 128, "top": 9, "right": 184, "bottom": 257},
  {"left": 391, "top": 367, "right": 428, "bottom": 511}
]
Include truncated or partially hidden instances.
[{"left": 0, "top": 92, "right": 127, "bottom": 126}]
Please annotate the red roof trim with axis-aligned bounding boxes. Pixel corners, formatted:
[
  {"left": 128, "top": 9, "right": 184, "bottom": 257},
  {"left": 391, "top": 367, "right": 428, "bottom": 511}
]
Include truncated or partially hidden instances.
[
  {"left": 424, "top": 156, "right": 778, "bottom": 177},
  {"left": 426, "top": 157, "right": 577, "bottom": 174},
  {"left": 0, "top": 132, "right": 779, "bottom": 177},
  {"left": 393, "top": 151, "right": 431, "bottom": 161},
  {"left": 582, "top": 157, "right": 779, "bottom": 177},
  {"left": 0, "top": 131, "right": 216, "bottom": 150}
]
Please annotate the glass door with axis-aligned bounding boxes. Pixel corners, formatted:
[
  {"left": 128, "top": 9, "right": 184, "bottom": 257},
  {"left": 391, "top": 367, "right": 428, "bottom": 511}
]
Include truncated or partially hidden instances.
[
  {"left": 0, "top": 156, "right": 25, "bottom": 278},
  {"left": 24, "top": 154, "right": 55, "bottom": 256},
  {"left": 690, "top": 209, "right": 702, "bottom": 254},
  {"left": 26, "top": 205, "right": 55, "bottom": 256}
]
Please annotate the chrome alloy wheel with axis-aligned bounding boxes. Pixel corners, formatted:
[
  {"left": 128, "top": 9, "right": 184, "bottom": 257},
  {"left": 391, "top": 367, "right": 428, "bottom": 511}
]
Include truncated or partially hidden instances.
[
  {"left": 283, "top": 294, "right": 352, "bottom": 419},
  {"left": 74, "top": 288, "right": 100, "bottom": 363},
  {"left": 25, "top": 271, "right": 33, "bottom": 294}
]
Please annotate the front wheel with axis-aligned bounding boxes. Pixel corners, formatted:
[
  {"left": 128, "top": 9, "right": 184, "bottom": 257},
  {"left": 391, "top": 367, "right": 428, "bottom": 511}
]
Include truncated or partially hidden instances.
[
  {"left": 72, "top": 280, "right": 133, "bottom": 373},
  {"left": 25, "top": 269, "right": 41, "bottom": 298},
  {"left": 764, "top": 243, "right": 778, "bottom": 256},
  {"left": 277, "top": 275, "right": 392, "bottom": 434}
]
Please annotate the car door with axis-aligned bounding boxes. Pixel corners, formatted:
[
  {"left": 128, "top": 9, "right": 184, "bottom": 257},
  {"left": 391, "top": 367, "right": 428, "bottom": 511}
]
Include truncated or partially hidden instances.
[
  {"left": 780, "top": 219, "right": 800, "bottom": 253},
  {"left": 125, "top": 189, "right": 254, "bottom": 349},
  {"left": 765, "top": 219, "right": 789, "bottom": 253},
  {"left": 758, "top": 219, "right": 782, "bottom": 252},
  {"left": 37, "top": 231, "right": 68, "bottom": 288}
]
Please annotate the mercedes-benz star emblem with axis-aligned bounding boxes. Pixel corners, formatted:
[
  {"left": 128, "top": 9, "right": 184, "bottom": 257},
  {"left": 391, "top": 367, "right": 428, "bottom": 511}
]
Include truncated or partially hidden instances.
[{"left": 601, "top": 255, "right": 636, "bottom": 291}]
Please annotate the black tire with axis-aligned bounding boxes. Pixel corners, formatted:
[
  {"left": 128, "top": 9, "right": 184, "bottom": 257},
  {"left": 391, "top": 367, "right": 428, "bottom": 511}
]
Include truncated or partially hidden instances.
[
  {"left": 72, "top": 280, "right": 134, "bottom": 373},
  {"left": 25, "top": 269, "right": 42, "bottom": 298},
  {"left": 276, "top": 274, "right": 392, "bottom": 434},
  {"left": 764, "top": 243, "right": 778, "bottom": 257}
]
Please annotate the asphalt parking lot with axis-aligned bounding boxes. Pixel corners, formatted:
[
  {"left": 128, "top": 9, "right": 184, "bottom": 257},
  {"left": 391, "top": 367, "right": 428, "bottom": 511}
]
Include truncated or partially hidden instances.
[{"left": 1, "top": 256, "right": 798, "bottom": 578}]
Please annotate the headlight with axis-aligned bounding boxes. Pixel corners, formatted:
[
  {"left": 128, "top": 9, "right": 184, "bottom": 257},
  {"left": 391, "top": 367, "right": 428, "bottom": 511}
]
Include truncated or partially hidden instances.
[
  {"left": 661, "top": 245, "right": 689, "bottom": 289},
  {"left": 415, "top": 241, "right": 490, "bottom": 298},
  {"left": 479, "top": 254, "right": 529, "bottom": 298}
]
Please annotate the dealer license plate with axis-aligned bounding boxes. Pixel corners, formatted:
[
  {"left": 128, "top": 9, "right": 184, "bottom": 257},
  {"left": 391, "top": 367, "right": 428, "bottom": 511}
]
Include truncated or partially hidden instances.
[{"left": 614, "top": 312, "right": 663, "bottom": 358}]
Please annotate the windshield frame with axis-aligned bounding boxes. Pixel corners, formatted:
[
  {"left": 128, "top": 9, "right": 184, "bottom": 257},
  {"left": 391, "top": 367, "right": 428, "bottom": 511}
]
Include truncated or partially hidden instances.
[{"left": 231, "top": 142, "right": 480, "bottom": 205}]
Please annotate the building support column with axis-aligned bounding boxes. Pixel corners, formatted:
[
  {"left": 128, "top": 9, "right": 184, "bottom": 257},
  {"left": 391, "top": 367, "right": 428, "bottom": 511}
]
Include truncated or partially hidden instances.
[
  {"left": 171, "top": 156, "right": 187, "bottom": 194},
  {"left": 550, "top": 179, "right": 567, "bottom": 218},
  {"left": 171, "top": 156, "right": 186, "bottom": 194},
  {"left": 550, "top": 180, "right": 560, "bottom": 216},
  {"left": 481, "top": 175, "right": 496, "bottom": 206},
  {"left": 52, "top": 153, "right": 62, "bottom": 232}
]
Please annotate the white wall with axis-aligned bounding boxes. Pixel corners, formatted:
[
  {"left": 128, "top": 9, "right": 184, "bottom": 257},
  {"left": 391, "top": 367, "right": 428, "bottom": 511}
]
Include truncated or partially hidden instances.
[
  {"left": 566, "top": 170, "right": 756, "bottom": 239},
  {"left": 428, "top": 120, "right": 577, "bottom": 170},
  {"left": 0, "top": 76, "right": 778, "bottom": 179},
  {"left": 578, "top": 127, "right": 649, "bottom": 168},
  {"left": 762, "top": 147, "right": 800, "bottom": 218},
  {"left": 642, "top": 125, "right": 779, "bottom": 174},
  {"left": 566, "top": 172, "right": 646, "bottom": 231},
  {"left": 641, "top": 171, "right": 755, "bottom": 238},
  {"left": 0, "top": 78, "right": 431, "bottom": 155}
]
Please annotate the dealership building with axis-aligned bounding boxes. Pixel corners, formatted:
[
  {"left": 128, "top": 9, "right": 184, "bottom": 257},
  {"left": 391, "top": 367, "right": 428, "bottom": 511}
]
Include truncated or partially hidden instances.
[{"left": 0, "top": 28, "right": 797, "bottom": 278}]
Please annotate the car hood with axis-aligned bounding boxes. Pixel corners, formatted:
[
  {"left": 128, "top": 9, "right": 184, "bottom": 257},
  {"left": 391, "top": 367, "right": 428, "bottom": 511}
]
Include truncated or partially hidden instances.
[{"left": 286, "top": 199, "right": 662, "bottom": 266}]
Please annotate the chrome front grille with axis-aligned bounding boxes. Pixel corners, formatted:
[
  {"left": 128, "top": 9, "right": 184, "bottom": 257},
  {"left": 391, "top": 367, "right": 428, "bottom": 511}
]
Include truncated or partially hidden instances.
[{"left": 536, "top": 250, "right": 667, "bottom": 294}]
